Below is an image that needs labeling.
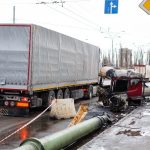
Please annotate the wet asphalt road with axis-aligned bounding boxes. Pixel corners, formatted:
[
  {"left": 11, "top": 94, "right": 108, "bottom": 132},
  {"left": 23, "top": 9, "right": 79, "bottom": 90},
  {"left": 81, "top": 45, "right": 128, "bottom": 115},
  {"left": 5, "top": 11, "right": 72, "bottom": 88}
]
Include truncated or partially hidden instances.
[
  {"left": 0, "top": 115, "right": 71, "bottom": 150},
  {"left": 0, "top": 97, "right": 99, "bottom": 150},
  {"left": 78, "top": 102, "right": 150, "bottom": 150},
  {"left": 0, "top": 97, "right": 132, "bottom": 150}
]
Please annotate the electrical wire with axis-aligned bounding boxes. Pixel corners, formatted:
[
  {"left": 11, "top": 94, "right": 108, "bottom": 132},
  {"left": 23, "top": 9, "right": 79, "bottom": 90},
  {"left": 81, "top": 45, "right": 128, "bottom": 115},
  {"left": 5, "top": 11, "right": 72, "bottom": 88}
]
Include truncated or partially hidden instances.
[
  {"left": 53, "top": 1, "right": 111, "bottom": 33},
  {"left": 15, "top": 19, "right": 96, "bottom": 31},
  {"left": 56, "top": 2, "right": 101, "bottom": 30},
  {"left": 0, "top": 0, "right": 106, "bottom": 32},
  {"left": 65, "top": 0, "right": 107, "bottom": 32},
  {"left": 36, "top": 1, "right": 101, "bottom": 31}
]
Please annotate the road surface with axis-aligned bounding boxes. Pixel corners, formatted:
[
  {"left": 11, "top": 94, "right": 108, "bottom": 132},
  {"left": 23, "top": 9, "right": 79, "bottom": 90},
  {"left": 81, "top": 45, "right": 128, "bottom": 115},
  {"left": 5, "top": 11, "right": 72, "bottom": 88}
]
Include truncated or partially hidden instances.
[{"left": 0, "top": 97, "right": 132, "bottom": 150}]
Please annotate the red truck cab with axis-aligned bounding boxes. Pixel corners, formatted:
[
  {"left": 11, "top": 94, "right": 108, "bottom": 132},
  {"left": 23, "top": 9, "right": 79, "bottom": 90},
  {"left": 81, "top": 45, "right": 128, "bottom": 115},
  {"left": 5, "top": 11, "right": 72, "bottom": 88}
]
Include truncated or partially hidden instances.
[{"left": 111, "top": 76, "right": 145, "bottom": 105}]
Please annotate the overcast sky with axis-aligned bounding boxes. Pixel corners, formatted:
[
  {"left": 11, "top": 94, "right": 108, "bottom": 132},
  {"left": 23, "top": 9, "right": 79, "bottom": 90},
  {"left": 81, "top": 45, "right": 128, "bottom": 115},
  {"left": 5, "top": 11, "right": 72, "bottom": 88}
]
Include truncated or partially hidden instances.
[{"left": 0, "top": 0, "right": 150, "bottom": 52}]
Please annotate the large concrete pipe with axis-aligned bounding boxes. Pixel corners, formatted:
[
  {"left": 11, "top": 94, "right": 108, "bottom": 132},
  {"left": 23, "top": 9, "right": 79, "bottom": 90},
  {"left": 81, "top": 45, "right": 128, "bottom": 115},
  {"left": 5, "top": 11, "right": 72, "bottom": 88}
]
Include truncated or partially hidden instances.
[{"left": 14, "top": 114, "right": 110, "bottom": 150}]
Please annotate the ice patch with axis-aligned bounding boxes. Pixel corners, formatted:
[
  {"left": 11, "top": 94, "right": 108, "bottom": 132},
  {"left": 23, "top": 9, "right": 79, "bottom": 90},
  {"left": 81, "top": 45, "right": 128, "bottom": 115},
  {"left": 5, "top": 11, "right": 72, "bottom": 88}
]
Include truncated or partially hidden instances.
[
  {"left": 98, "top": 147, "right": 106, "bottom": 150},
  {"left": 141, "top": 130, "right": 150, "bottom": 136},
  {"left": 142, "top": 112, "right": 150, "bottom": 116}
]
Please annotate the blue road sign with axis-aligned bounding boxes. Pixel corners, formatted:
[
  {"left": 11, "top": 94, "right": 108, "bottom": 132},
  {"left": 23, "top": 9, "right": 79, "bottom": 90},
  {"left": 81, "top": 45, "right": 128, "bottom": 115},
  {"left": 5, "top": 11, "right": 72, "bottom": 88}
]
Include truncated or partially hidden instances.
[{"left": 104, "top": 0, "right": 119, "bottom": 14}]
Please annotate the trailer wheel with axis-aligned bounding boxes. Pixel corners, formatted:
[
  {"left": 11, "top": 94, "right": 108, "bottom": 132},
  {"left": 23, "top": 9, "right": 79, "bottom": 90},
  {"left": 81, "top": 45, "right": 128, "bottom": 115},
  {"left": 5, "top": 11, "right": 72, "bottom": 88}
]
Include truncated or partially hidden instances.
[
  {"left": 64, "top": 88, "right": 70, "bottom": 98},
  {"left": 84, "top": 85, "right": 93, "bottom": 99},
  {"left": 88, "top": 85, "right": 93, "bottom": 99},
  {"left": 89, "top": 90, "right": 92, "bottom": 99},
  {"left": 48, "top": 90, "right": 56, "bottom": 106},
  {"left": 57, "top": 89, "right": 63, "bottom": 99}
]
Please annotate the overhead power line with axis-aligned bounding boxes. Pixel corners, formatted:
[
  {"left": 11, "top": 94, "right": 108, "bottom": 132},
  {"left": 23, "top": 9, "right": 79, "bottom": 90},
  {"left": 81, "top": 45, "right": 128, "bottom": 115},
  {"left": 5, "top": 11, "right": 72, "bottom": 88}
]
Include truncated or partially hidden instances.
[
  {"left": 36, "top": 0, "right": 101, "bottom": 31},
  {"left": 67, "top": 2, "right": 107, "bottom": 33},
  {"left": 36, "top": 0, "right": 91, "bottom": 6},
  {"left": 56, "top": 2, "right": 101, "bottom": 29},
  {"left": 0, "top": 0, "right": 91, "bottom": 5},
  {"left": 16, "top": 19, "right": 95, "bottom": 31},
  {"left": 47, "top": 0, "right": 107, "bottom": 32}
]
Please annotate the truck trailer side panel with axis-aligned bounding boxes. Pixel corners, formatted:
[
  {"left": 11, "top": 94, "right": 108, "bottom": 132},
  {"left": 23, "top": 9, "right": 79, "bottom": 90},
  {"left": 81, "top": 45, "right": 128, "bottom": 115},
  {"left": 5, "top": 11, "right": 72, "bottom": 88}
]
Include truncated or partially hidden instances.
[
  {"left": 0, "top": 24, "right": 99, "bottom": 91},
  {"left": 0, "top": 25, "right": 31, "bottom": 90},
  {"left": 30, "top": 25, "right": 99, "bottom": 91},
  {"left": 0, "top": 24, "right": 100, "bottom": 116}
]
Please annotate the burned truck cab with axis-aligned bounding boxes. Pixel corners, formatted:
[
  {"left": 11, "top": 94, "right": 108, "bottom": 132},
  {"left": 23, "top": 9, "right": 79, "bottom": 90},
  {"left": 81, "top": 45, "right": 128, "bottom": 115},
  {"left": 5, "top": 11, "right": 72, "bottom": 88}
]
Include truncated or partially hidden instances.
[
  {"left": 98, "top": 66, "right": 150, "bottom": 111},
  {"left": 111, "top": 75, "right": 146, "bottom": 106},
  {"left": 111, "top": 77, "right": 128, "bottom": 94}
]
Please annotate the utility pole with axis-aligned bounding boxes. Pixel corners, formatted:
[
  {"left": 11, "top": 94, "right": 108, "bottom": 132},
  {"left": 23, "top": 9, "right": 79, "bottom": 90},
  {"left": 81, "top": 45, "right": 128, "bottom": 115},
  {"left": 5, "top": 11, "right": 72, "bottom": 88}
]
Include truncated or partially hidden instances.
[
  {"left": 111, "top": 38, "right": 114, "bottom": 65},
  {"left": 61, "top": 0, "right": 64, "bottom": 7},
  {"left": 13, "top": 6, "right": 15, "bottom": 24}
]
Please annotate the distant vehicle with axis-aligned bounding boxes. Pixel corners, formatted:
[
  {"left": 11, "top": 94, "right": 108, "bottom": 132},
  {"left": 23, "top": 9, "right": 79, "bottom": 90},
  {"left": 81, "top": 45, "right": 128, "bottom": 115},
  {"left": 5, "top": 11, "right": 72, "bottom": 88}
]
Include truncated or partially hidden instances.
[
  {"left": 0, "top": 24, "right": 100, "bottom": 116},
  {"left": 98, "top": 66, "right": 150, "bottom": 111}
]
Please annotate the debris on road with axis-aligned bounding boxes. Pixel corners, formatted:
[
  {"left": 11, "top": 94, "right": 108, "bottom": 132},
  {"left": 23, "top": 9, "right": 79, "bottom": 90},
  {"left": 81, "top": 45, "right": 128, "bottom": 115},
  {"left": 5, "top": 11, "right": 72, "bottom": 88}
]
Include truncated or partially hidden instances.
[{"left": 68, "top": 104, "right": 88, "bottom": 127}]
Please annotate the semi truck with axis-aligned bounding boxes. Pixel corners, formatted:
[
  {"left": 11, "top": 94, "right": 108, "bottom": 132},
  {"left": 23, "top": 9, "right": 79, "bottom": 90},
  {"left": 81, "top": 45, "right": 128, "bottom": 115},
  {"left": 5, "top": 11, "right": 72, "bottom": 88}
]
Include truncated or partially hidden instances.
[{"left": 0, "top": 24, "right": 100, "bottom": 116}]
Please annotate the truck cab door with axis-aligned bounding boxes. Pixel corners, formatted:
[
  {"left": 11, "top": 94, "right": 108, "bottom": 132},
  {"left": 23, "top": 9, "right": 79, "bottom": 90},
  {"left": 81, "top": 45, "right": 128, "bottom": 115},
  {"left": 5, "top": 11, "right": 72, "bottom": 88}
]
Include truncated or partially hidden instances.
[{"left": 127, "top": 79, "right": 142, "bottom": 98}]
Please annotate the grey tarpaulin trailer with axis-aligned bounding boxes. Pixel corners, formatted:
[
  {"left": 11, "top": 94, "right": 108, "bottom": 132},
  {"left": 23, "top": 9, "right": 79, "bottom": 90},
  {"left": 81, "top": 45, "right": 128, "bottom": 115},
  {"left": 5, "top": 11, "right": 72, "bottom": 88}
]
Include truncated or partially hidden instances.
[{"left": 0, "top": 24, "right": 100, "bottom": 116}]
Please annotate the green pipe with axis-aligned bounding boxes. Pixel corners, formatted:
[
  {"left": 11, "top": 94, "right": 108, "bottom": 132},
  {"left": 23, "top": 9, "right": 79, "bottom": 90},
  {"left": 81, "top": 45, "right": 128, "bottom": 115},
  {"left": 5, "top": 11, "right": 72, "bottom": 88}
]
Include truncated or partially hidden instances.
[{"left": 14, "top": 114, "right": 110, "bottom": 150}]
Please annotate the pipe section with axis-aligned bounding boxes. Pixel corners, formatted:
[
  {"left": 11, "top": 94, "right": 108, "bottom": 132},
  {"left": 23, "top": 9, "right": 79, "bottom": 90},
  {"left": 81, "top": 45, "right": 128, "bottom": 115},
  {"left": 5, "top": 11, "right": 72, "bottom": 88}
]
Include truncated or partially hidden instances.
[{"left": 14, "top": 114, "right": 110, "bottom": 150}]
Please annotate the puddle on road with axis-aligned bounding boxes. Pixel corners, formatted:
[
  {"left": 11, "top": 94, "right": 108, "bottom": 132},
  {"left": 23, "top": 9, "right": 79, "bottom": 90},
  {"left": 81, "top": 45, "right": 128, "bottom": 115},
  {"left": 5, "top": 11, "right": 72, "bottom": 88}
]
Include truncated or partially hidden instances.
[{"left": 0, "top": 115, "right": 70, "bottom": 149}]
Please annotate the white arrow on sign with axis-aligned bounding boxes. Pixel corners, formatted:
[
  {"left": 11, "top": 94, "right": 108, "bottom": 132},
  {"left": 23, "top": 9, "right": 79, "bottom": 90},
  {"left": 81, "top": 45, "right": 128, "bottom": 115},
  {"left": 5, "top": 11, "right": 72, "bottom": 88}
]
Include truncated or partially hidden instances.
[{"left": 110, "top": 1, "right": 117, "bottom": 14}]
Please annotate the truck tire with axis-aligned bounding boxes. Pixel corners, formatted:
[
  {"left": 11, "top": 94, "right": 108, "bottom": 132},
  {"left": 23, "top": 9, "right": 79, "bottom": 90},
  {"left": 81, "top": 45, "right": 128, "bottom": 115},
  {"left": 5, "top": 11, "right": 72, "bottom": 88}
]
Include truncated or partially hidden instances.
[
  {"left": 64, "top": 88, "right": 70, "bottom": 98},
  {"left": 48, "top": 90, "right": 56, "bottom": 106},
  {"left": 88, "top": 85, "right": 93, "bottom": 99},
  {"left": 84, "top": 85, "right": 93, "bottom": 99},
  {"left": 57, "top": 89, "right": 63, "bottom": 99},
  {"left": 89, "top": 90, "right": 93, "bottom": 99}
]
